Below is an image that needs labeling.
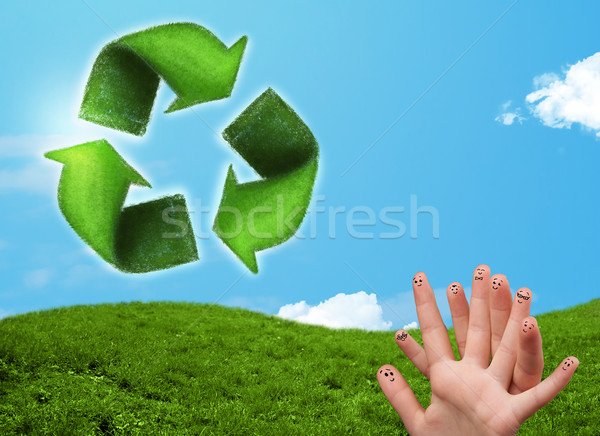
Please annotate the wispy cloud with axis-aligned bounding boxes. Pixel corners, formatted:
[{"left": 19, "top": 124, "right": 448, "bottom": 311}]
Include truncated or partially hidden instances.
[
  {"left": 495, "top": 100, "right": 526, "bottom": 126},
  {"left": 277, "top": 291, "right": 392, "bottom": 331},
  {"left": 0, "top": 134, "right": 87, "bottom": 196},
  {"left": 0, "top": 162, "right": 59, "bottom": 195},
  {"left": 497, "top": 52, "right": 600, "bottom": 138},
  {"left": 23, "top": 268, "right": 53, "bottom": 289}
]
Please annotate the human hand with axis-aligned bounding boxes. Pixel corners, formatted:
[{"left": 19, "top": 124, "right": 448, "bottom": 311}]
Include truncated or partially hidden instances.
[
  {"left": 377, "top": 265, "right": 578, "bottom": 436},
  {"left": 395, "top": 266, "right": 543, "bottom": 394}
]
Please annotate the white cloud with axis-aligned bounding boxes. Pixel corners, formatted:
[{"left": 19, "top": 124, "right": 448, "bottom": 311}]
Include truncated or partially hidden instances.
[
  {"left": 525, "top": 52, "right": 600, "bottom": 136},
  {"left": 277, "top": 291, "right": 392, "bottom": 331},
  {"left": 23, "top": 268, "right": 53, "bottom": 288},
  {"left": 402, "top": 321, "right": 418, "bottom": 330},
  {"left": 495, "top": 100, "right": 526, "bottom": 126}
]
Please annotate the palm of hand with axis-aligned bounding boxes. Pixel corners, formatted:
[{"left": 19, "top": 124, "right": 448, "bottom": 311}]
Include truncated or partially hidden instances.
[
  {"left": 378, "top": 266, "right": 578, "bottom": 436},
  {"left": 423, "top": 361, "right": 519, "bottom": 435}
]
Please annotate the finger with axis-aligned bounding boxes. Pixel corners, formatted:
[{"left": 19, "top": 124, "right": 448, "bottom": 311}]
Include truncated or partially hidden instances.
[
  {"left": 489, "top": 274, "right": 512, "bottom": 357},
  {"left": 395, "top": 329, "right": 429, "bottom": 379},
  {"left": 512, "top": 356, "right": 579, "bottom": 423},
  {"left": 488, "top": 287, "right": 532, "bottom": 388},
  {"left": 377, "top": 364, "right": 425, "bottom": 434},
  {"left": 412, "top": 272, "right": 454, "bottom": 365},
  {"left": 464, "top": 264, "right": 491, "bottom": 366},
  {"left": 509, "top": 316, "right": 544, "bottom": 394},
  {"left": 446, "top": 282, "right": 469, "bottom": 358}
]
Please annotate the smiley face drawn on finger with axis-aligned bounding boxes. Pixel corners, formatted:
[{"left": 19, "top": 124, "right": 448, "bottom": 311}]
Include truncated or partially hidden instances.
[
  {"left": 449, "top": 283, "right": 460, "bottom": 295},
  {"left": 516, "top": 289, "right": 531, "bottom": 304},
  {"left": 492, "top": 275, "right": 504, "bottom": 291},
  {"left": 522, "top": 319, "right": 535, "bottom": 333},
  {"left": 379, "top": 368, "right": 395, "bottom": 382},
  {"left": 561, "top": 358, "right": 575, "bottom": 371},
  {"left": 397, "top": 331, "right": 408, "bottom": 341},
  {"left": 413, "top": 274, "right": 424, "bottom": 287},
  {"left": 474, "top": 267, "right": 486, "bottom": 280}
]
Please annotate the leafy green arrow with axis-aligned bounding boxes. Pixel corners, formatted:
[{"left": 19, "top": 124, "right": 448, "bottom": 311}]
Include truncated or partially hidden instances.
[
  {"left": 45, "top": 139, "right": 198, "bottom": 273},
  {"left": 79, "top": 22, "right": 247, "bottom": 136},
  {"left": 213, "top": 88, "right": 319, "bottom": 273}
]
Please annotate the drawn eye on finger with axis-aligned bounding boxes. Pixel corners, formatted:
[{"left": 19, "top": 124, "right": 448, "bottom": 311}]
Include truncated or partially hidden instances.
[
  {"left": 491, "top": 275, "right": 504, "bottom": 290},
  {"left": 516, "top": 290, "right": 531, "bottom": 304},
  {"left": 561, "top": 358, "right": 575, "bottom": 371},
  {"left": 522, "top": 319, "right": 536, "bottom": 333},
  {"left": 413, "top": 274, "right": 424, "bottom": 287},
  {"left": 379, "top": 368, "right": 396, "bottom": 382},
  {"left": 474, "top": 267, "right": 486, "bottom": 280}
]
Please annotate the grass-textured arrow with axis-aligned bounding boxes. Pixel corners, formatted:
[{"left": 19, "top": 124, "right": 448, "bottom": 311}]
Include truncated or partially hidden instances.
[
  {"left": 45, "top": 140, "right": 198, "bottom": 273},
  {"left": 213, "top": 88, "right": 319, "bottom": 273},
  {"left": 79, "top": 22, "right": 247, "bottom": 136}
]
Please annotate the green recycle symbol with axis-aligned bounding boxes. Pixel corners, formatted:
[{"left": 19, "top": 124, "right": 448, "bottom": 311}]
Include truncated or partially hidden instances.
[{"left": 45, "top": 23, "right": 319, "bottom": 274}]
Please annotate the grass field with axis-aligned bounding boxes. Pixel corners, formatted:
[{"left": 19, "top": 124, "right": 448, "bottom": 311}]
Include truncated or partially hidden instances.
[{"left": 0, "top": 299, "right": 598, "bottom": 435}]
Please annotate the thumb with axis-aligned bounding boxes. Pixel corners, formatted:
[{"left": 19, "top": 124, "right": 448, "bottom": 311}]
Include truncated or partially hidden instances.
[
  {"left": 512, "top": 356, "right": 579, "bottom": 422},
  {"left": 377, "top": 364, "right": 424, "bottom": 434}
]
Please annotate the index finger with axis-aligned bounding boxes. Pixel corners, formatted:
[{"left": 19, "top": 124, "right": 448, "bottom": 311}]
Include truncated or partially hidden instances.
[{"left": 413, "top": 272, "right": 454, "bottom": 365}]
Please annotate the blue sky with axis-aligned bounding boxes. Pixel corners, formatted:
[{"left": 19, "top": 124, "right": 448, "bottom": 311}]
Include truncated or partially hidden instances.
[{"left": 1, "top": 1, "right": 599, "bottom": 330}]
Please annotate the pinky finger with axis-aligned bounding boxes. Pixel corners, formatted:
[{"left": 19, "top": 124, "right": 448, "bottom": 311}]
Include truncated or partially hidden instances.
[
  {"left": 512, "top": 356, "right": 579, "bottom": 423},
  {"left": 377, "top": 364, "right": 425, "bottom": 434},
  {"left": 395, "top": 329, "right": 429, "bottom": 379}
]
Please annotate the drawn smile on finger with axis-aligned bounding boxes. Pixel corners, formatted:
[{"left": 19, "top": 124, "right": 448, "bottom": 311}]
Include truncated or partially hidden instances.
[
  {"left": 449, "top": 283, "right": 460, "bottom": 295},
  {"left": 492, "top": 276, "right": 504, "bottom": 290},
  {"left": 561, "top": 358, "right": 575, "bottom": 371},
  {"left": 413, "top": 274, "right": 424, "bottom": 287},
  {"left": 380, "top": 368, "right": 395, "bottom": 382},
  {"left": 474, "top": 267, "right": 486, "bottom": 280},
  {"left": 522, "top": 319, "right": 535, "bottom": 333},
  {"left": 516, "top": 290, "right": 531, "bottom": 304}
]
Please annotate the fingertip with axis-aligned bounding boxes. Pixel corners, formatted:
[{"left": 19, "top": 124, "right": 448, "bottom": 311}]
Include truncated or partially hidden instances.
[
  {"left": 475, "top": 264, "right": 490, "bottom": 273},
  {"left": 519, "top": 316, "right": 539, "bottom": 338},
  {"left": 473, "top": 264, "right": 490, "bottom": 281},
  {"left": 395, "top": 329, "right": 409, "bottom": 343},
  {"left": 377, "top": 364, "right": 399, "bottom": 384},
  {"left": 558, "top": 356, "right": 579, "bottom": 372},
  {"left": 412, "top": 271, "right": 428, "bottom": 289},
  {"left": 515, "top": 287, "right": 533, "bottom": 304},
  {"left": 491, "top": 274, "right": 508, "bottom": 291},
  {"left": 447, "top": 282, "right": 463, "bottom": 296}
]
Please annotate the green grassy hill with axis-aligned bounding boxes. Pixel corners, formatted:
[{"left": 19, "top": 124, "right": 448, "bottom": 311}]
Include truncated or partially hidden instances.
[{"left": 0, "top": 299, "right": 598, "bottom": 435}]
